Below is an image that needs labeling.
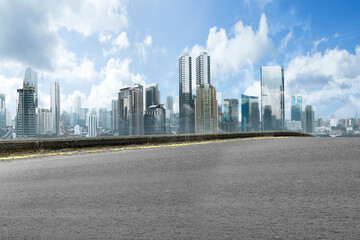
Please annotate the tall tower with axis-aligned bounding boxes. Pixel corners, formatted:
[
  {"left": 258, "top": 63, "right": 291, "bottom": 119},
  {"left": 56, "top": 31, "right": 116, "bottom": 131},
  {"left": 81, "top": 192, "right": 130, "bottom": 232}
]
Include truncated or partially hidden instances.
[
  {"left": 195, "top": 52, "right": 217, "bottom": 133},
  {"left": 0, "top": 94, "right": 6, "bottom": 128},
  {"left": 50, "top": 80, "right": 60, "bottom": 135},
  {"left": 166, "top": 95, "right": 173, "bottom": 111},
  {"left": 118, "top": 84, "right": 144, "bottom": 136},
  {"left": 241, "top": 95, "right": 260, "bottom": 132},
  {"left": 16, "top": 86, "right": 36, "bottom": 139},
  {"left": 260, "top": 66, "right": 285, "bottom": 131},
  {"left": 145, "top": 83, "right": 160, "bottom": 110},
  {"left": 179, "top": 53, "right": 195, "bottom": 134},
  {"left": 303, "top": 105, "right": 315, "bottom": 133},
  {"left": 291, "top": 95, "right": 302, "bottom": 121},
  {"left": 24, "top": 67, "right": 38, "bottom": 107}
]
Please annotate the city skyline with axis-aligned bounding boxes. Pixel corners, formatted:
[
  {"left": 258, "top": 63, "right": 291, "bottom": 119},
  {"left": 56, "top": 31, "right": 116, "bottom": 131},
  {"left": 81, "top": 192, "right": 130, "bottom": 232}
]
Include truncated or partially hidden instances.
[{"left": 0, "top": 0, "right": 360, "bottom": 120}]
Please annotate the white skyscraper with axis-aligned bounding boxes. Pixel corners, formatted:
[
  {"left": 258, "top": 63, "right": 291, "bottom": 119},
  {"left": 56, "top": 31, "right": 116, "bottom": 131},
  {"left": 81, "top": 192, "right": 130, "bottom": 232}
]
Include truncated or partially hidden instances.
[
  {"left": 87, "top": 114, "right": 97, "bottom": 137},
  {"left": 196, "top": 52, "right": 210, "bottom": 85},
  {"left": 50, "top": 80, "right": 60, "bottom": 135},
  {"left": 24, "top": 67, "right": 38, "bottom": 107}
]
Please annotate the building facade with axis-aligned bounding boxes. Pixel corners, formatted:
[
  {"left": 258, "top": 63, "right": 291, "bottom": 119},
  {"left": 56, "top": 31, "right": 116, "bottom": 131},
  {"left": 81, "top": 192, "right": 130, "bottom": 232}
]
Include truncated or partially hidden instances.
[
  {"left": 87, "top": 114, "right": 97, "bottom": 137},
  {"left": 196, "top": 52, "right": 210, "bottom": 85},
  {"left": 179, "top": 53, "right": 195, "bottom": 134},
  {"left": 260, "top": 66, "right": 285, "bottom": 131},
  {"left": 195, "top": 84, "right": 218, "bottom": 133},
  {"left": 36, "top": 109, "right": 53, "bottom": 135},
  {"left": 111, "top": 99, "right": 119, "bottom": 133},
  {"left": 241, "top": 95, "right": 260, "bottom": 132},
  {"left": 145, "top": 83, "right": 160, "bottom": 110}
]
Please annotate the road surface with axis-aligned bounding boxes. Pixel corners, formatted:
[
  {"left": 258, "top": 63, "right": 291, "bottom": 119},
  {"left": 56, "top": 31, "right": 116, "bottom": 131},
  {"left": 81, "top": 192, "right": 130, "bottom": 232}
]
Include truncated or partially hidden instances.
[{"left": 1, "top": 137, "right": 359, "bottom": 239}]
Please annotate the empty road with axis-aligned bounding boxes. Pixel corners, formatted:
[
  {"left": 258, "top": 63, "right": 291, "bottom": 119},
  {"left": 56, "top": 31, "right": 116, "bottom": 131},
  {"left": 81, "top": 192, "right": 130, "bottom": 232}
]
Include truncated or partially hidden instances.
[{"left": 1, "top": 137, "right": 360, "bottom": 239}]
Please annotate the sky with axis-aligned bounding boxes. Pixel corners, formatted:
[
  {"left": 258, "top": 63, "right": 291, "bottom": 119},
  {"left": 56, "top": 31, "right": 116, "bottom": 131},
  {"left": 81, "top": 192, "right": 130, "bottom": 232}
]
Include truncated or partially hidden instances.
[{"left": 1, "top": 0, "right": 360, "bottom": 119}]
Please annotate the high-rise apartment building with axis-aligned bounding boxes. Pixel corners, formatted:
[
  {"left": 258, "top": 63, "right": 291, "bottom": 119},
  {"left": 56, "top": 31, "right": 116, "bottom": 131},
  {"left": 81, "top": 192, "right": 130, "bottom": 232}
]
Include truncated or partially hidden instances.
[
  {"left": 221, "top": 98, "right": 239, "bottom": 132},
  {"left": 303, "top": 105, "right": 315, "bottom": 133},
  {"left": 145, "top": 83, "right": 160, "bottom": 110},
  {"left": 291, "top": 95, "right": 302, "bottom": 121},
  {"left": 196, "top": 52, "right": 210, "bottom": 85},
  {"left": 98, "top": 108, "right": 108, "bottom": 129},
  {"left": 241, "top": 95, "right": 260, "bottom": 132},
  {"left": 87, "top": 114, "right": 97, "bottom": 137},
  {"left": 195, "top": 84, "right": 218, "bottom": 133},
  {"left": 50, "top": 80, "right": 60, "bottom": 135},
  {"left": 0, "top": 94, "right": 6, "bottom": 128},
  {"left": 260, "top": 66, "right": 285, "bottom": 131},
  {"left": 179, "top": 53, "right": 195, "bottom": 134},
  {"left": 118, "top": 84, "right": 144, "bottom": 136},
  {"left": 24, "top": 67, "right": 38, "bottom": 107},
  {"left": 194, "top": 52, "right": 217, "bottom": 133},
  {"left": 16, "top": 86, "right": 36, "bottom": 139}
]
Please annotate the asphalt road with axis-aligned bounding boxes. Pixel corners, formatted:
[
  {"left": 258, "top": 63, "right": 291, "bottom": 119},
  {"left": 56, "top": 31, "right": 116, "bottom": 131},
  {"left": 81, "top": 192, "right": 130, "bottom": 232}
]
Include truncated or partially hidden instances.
[{"left": 1, "top": 137, "right": 360, "bottom": 239}]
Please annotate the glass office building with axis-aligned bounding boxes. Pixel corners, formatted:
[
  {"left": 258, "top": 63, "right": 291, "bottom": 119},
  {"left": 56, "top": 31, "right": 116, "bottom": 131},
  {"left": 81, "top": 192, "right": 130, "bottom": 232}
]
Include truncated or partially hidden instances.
[
  {"left": 241, "top": 94, "right": 260, "bottom": 132},
  {"left": 291, "top": 95, "right": 302, "bottom": 121},
  {"left": 260, "top": 66, "right": 285, "bottom": 131}
]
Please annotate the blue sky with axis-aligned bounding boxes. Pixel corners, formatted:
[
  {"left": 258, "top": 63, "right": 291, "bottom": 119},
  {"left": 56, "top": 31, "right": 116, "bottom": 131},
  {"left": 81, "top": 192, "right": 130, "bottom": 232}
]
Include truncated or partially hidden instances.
[{"left": 1, "top": 0, "right": 360, "bottom": 119}]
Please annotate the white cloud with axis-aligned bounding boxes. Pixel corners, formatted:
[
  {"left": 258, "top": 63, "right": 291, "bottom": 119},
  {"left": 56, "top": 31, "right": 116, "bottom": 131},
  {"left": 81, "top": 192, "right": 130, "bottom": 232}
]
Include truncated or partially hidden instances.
[
  {"left": 98, "top": 31, "right": 114, "bottom": 43},
  {"left": 136, "top": 35, "right": 153, "bottom": 62},
  {"left": 285, "top": 46, "right": 360, "bottom": 117},
  {"left": 86, "top": 58, "right": 144, "bottom": 109},
  {"left": 62, "top": 91, "right": 87, "bottom": 113},
  {"left": 103, "top": 32, "right": 129, "bottom": 56},
  {"left": 244, "top": 81, "right": 261, "bottom": 97},
  {"left": 279, "top": 30, "right": 293, "bottom": 52},
  {"left": 48, "top": 0, "right": 128, "bottom": 37},
  {"left": 189, "top": 14, "right": 273, "bottom": 80},
  {"left": 0, "top": 75, "right": 23, "bottom": 114}
]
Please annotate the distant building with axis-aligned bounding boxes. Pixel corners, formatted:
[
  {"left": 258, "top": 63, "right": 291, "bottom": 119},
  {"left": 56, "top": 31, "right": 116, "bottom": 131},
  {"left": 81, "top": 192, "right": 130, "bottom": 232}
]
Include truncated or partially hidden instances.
[
  {"left": 118, "top": 84, "right": 144, "bottom": 136},
  {"left": 0, "top": 94, "right": 6, "bottom": 128},
  {"left": 221, "top": 98, "right": 239, "bottom": 132},
  {"left": 145, "top": 83, "right": 160, "bottom": 110},
  {"left": 144, "top": 104, "right": 166, "bottom": 135},
  {"left": 111, "top": 99, "right": 119, "bottom": 132},
  {"left": 196, "top": 52, "right": 210, "bottom": 85},
  {"left": 16, "top": 86, "right": 36, "bottom": 139},
  {"left": 291, "top": 95, "right": 302, "bottom": 121},
  {"left": 87, "top": 114, "right": 97, "bottom": 137},
  {"left": 6, "top": 110, "right": 12, "bottom": 127},
  {"left": 241, "top": 95, "right": 260, "bottom": 132},
  {"left": 286, "top": 120, "right": 302, "bottom": 131},
  {"left": 179, "top": 53, "right": 195, "bottom": 134},
  {"left": 166, "top": 95, "right": 173, "bottom": 111},
  {"left": 36, "top": 109, "right": 53, "bottom": 136},
  {"left": 261, "top": 66, "right": 285, "bottom": 131},
  {"left": 24, "top": 67, "right": 38, "bottom": 107},
  {"left": 195, "top": 84, "right": 218, "bottom": 133},
  {"left": 50, "top": 80, "right": 60, "bottom": 135},
  {"left": 98, "top": 108, "right": 108, "bottom": 129},
  {"left": 302, "top": 105, "right": 314, "bottom": 133}
]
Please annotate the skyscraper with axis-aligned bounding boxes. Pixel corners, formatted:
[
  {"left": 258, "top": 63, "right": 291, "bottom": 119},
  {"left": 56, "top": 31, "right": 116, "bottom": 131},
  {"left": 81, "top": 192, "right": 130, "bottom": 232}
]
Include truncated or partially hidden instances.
[
  {"left": 0, "top": 94, "right": 6, "bottom": 128},
  {"left": 16, "top": 86, "right": 36, "bottom": 139},
  {"left": 291, "top": 95, "right": 302, "bottom": 121},
  {"left": 222, "top": 98, "right": 239, "bottom": 132},
  {"left": 111, "top": 99, "right": 119, "bottom": 133},
  {"left": 196, "top": 52, "right": 210, "bottom": 85},
  {"left": 24, "top": 67, "right": 38, "bottom": 107},
  {"left": 98, "top": 108, "right": 108, "bottom": 129},
  {"left": 118, "top": 84, "right": 144, "bottom": 136},
  {"left": 195, "top": 84, "right": 218, "bottom": 133},
  {"left": 260, "top": 66, "right": 285, "bottom": 131},
  {"left": 303, "top": 105, "right": 315, "bottom": 133},
  {"left": 50, "top": 80, "right": 60, "bottom": 135},
  {"left": 166, "top": 95, "right": 173, "bottom": 111},
  {"left": 241, "top": 95, "right": 260, "bottom": 132},
  {"left": 87, "top": 114, "right": 97, "bottom": 137},
  {"left": 36, "top": 108, "right": 53, "bottom": 135},
  {"left": 179, "top": 53, "right": 195, "bottom": 134},
  {"left": 145, "top": 83, "right": 160, "bottom": 110}
]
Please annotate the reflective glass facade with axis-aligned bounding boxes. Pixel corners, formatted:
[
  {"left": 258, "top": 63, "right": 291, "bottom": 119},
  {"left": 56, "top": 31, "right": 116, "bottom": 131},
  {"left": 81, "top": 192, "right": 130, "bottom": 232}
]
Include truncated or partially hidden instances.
[{"left": 260, "top": 66, "right": 285, "bottom": 131}]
